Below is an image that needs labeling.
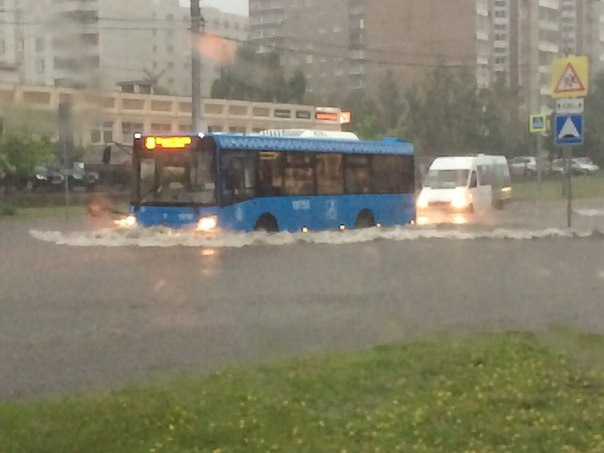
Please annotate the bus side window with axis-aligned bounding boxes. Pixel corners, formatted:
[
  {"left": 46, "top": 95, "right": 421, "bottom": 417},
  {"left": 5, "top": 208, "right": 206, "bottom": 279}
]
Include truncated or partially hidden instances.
[
  {"left": 316, "top": 153, "right": 343, "bottom": 195},
  {"left": 257, "top": 151, "right": 283, "bottom": 197},
  {"left": 221, "top": 151, "right": 256, "bottom": 204},
  {"left": 345, "top": 155, "right": 371, "bottom": 194},
  {"left": 469, "top": 171, "right": 478, "bottom": 189},
  {"left": 284, "top": 153, "right": 315, "bottom": 195},
  {"left": 373, "top": 155, "right": 413, "bottom": 194}
]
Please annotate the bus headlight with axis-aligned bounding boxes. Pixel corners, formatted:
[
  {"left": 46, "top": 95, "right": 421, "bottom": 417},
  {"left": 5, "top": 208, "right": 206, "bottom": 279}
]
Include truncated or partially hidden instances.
[
  {"left": 115, "top": 215, "right": 137, "bottom": 228},
  {"left": 197, "top": 215, "right": 218, "bottom": 232}
]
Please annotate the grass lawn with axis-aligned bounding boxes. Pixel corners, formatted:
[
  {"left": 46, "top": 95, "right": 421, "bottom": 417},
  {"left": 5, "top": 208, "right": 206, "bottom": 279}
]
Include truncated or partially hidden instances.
[
  {"left": 3, "top": 332, "right": 604, "bottom": 452},
  {"left": 9, "top": 205, "right": 88, "bottom": 219},
  {"left": 513, "top": 172, "right": 604, "bottom": 201}
]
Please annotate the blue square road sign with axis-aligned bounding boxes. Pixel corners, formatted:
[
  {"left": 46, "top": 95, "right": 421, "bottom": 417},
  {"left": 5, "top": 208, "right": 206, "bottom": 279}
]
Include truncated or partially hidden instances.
[{"left": 554, "top": 114, "right": 583, "bottom": 146}]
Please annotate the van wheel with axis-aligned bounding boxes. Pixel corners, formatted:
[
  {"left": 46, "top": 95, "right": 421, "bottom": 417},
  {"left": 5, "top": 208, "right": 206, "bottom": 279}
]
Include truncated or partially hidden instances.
[
  {"left": 355, "top": 209, "right": 375, "bottom": 229},
  {"left": 254, "top": 214, "right": 279, "bottom": 232}
]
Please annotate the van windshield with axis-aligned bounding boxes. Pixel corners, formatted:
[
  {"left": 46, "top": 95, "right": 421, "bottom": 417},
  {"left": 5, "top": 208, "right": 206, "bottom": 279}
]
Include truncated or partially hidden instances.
[{"left": 424, "top": 169, "right": 469, "bottom": 189}]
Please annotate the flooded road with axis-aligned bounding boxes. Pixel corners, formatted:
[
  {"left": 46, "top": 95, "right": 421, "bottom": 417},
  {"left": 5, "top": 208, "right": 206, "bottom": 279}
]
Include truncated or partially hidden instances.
[{"left": 2, "top": 199, "right": 604, "bottom": 399}]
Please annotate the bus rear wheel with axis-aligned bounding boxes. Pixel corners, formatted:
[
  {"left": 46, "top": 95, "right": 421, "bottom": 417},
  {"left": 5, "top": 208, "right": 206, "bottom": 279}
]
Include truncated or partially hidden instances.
[
  {"left": 254, "top": 214, "right": 279, "bottom": 232},
  {"left": 355, "top": 210, "right": 376, "bottom": 229}
]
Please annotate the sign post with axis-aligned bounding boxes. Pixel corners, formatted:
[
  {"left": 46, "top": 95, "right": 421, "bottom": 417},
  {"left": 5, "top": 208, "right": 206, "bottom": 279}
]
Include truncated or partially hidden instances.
[
  {"left": 529, "top": 114, "right": 548, "bottom": 207},
  {"left": 551, "top": 55, "right": 589, "bottom": 229}
]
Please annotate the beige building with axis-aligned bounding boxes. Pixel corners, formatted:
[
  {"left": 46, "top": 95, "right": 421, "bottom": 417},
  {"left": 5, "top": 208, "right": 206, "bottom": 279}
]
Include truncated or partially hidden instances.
[
  {"left": 0, "top": 0, "right": 247, "bottom": 96},
  {"left": 0, "top": 83, "right": 346, "bottom": 161}
]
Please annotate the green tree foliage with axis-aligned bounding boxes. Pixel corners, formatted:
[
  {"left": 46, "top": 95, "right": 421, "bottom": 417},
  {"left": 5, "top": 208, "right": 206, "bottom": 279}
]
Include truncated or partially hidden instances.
[
  {"left": 378, "top": 71, "right": 406, "bottom": 133},
  {"left": 0, "top": 107, "right": 56, "bottom": 183},
  {"left": 0, "top": 132, "right": 55, "bottom": 180},
  {"left": 348, "top": 67, "right": 526, "bottom": 157},
  {"left": 211, "top": 47, "right": 307, "bottom": 103},
  {"left": 583, "top": 73, "right": 604, "bottom": 165}
]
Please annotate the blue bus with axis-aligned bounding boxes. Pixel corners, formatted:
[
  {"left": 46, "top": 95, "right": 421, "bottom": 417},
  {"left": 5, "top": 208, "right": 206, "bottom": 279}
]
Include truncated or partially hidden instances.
[{"left": 129, "top": 132, "right": 415, "bottom": 232}]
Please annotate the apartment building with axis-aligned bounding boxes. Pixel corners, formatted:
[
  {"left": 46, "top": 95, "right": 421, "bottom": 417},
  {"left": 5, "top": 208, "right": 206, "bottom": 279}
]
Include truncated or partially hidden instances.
[
  {"left": 250, "top": 0, "right": 521, "bottom": 101},
  {"left": 249, "top": 0, "right": 351, "bottom": 100},
  {"left": 560, "top": 0, "right": 604, "bottom": 73},
  {"left": 0, "top": 0, "right": 248, "bottom": 96}
]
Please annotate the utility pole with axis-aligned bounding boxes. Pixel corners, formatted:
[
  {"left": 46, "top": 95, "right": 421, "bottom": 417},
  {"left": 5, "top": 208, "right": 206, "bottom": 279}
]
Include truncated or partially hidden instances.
[{"left": 190, "top": 0, "right": 204, "bottom": 132}]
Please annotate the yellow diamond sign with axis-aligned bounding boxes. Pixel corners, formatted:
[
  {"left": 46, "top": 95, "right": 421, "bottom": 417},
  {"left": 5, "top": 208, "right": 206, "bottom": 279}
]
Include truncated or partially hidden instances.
[{"left": 550, "top": 56, "right": 589, "bottom": 99}]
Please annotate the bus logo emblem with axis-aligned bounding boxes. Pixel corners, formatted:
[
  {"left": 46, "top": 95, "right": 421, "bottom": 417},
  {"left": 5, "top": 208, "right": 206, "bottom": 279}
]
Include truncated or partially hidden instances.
[
  {"left": 326, "top": 200, "right": 337, "bottom": 220},
  {"left": 235, "top": 206, "right": 244, "bottom": 221}
]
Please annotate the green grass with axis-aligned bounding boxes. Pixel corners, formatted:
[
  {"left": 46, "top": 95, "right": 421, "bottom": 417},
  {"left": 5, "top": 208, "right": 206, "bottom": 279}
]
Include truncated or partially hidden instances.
[
  {"left": 3, "top": 333, "right": 604, "bottom": 452},
  {"left": 513, "top": 173, "right": 604, "bottom": 201}
]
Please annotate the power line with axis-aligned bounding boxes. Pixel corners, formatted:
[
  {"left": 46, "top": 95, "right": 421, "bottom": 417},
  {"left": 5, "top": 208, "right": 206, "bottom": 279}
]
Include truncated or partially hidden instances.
[{"left": 0, "top": 19, "right": 558, "bottom": 72}]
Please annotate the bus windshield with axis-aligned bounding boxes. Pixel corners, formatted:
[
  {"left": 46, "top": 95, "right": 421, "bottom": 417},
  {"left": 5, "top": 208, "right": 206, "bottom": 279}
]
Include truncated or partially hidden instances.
[
  {"left": 424, "top": 169, "right": 469, "bottom": 189},
  {"left": 139, "top": 151, "right": 216, "bottom": 205}
]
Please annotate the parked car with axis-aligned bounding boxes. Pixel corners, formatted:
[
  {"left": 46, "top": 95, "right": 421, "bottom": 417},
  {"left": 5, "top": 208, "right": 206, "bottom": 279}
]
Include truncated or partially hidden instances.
[
  {"left": 572, "top": 157, "right": 599, "bottom": 175},
  {"left": 32, "top": 165, "right": 64, "bottom": 192},
  {"left": 509, "top": 156, "right": 537, "bottom": 176},
  {"left": 31, "top": 162, "right": 99, "bottom": 192},
  {"left": 68, "top": 162, "right": 99, "bottom": 191},
  {"left": 551, "top": 159, "right": 565, "bottom": 175},
  {"left": 551, "top": 157, "right": 600, "bottom": 176}
]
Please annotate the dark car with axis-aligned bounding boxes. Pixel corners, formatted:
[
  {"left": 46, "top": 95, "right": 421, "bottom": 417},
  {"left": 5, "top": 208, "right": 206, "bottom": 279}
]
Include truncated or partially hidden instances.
[
  {"left": 67, "top": 162, "right": 100, "bottom": 191},
  {"left": 32, "top": 162, "right": 99, "bottom": 192},
  {"left": 32, "top": 165, "right": 65, "bottom": 192}
]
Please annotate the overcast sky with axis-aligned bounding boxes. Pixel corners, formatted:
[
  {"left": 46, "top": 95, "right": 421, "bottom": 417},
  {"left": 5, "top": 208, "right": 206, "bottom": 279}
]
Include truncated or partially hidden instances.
[{"left": 180, "top": 0, "right": 249, "bottom": 16}]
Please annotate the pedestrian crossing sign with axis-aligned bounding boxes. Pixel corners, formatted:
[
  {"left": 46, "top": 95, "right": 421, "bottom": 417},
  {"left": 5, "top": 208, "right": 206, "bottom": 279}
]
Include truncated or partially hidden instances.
[
  {"left": 529, "top": 114, "right": 547, "bottom": 133},
  {"left": 554, "top": 114, "right": 583, "bottom": 146},
  {"left": 551, "top": 56, "right": 589, "bottom": 99}
]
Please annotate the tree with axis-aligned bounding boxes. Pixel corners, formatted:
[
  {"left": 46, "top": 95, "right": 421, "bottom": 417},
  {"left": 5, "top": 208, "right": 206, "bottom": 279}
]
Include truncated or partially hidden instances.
[
  {"left": 0, "top": 132, "right": 55, "bottom": 184},
  {"left": 583, "top": 72, "right": 604, "bottom": 165},
  {"left": 341, "top": 93, "right": 382, "bottom": 139},
  {"left": 401, "top": 67, "right": 525, "bottom": 157},
  {"left": 377, "top": 71, "right": 406, "bottom": 133},
  {"left": 211, "top": 47, "right": 307, "bottom": 103}
]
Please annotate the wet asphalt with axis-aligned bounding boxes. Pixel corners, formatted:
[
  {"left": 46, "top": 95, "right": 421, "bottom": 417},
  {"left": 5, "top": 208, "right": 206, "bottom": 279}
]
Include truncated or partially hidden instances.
[{"left": 1, "top": 199, "right": 604, "bottom": 400}]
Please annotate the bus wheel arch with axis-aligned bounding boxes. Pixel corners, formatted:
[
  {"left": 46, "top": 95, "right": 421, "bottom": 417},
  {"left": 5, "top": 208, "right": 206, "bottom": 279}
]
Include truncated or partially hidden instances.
[
  {"left": 254, "top": 213, "right": 279, "bottom": 232},
  {"left": 355, "top": 209, "right": 376, "bottom": 229}
]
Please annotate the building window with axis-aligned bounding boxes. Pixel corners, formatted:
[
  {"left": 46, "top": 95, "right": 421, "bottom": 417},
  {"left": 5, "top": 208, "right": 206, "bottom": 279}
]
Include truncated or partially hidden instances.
[
  {"left": 91, "top": 122, "right": 114, "bottom": 144},
  {"left": 35, "top": 38, "right": 45, "bottom": 52},
  {"left": 122, "top": 122, "right": 144, "bottom": 139},
  {"left": 35, "top": 58, "right": 45, "bottom": 74}
]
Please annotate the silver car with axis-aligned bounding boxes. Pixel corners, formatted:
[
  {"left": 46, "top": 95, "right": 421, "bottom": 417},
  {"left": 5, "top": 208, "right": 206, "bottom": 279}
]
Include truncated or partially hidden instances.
[{"left": 509, "top": 156, "right": 537, "bottom": 176}]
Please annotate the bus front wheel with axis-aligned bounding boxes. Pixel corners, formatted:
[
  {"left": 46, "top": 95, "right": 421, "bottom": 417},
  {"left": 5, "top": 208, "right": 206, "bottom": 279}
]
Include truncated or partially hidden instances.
[
  {"left": 355, "top": 210, "right": 376, "bottom": 229},
  {"left": 254, "top": 214, "right": 279, "bottom": 232}
]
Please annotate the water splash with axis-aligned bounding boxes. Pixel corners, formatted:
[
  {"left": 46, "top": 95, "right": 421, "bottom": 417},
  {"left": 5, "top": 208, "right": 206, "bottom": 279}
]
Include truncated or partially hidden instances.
[{"left": 29, "top": 226, "right": 602, "bottom": 249}]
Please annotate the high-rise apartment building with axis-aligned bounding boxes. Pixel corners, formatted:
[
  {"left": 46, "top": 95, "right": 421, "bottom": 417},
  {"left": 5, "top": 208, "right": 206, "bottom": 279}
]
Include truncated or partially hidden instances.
[
  {"left": 249, "top": 0, "right": 566, "bottom": 110},
  {"left": 0, "top": 0, "right": 248, "bottom": 96},
  {"left": 560, "top": 0, "right": 604, "bottom": 73},
  {"left": 249, "top": 0, "right": 351, "bottom": 100}
]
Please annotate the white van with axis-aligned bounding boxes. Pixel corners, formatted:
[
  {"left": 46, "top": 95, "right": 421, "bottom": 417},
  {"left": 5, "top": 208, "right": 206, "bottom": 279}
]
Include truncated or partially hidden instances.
[{"left": 417, "top": 155, "right": 511, "bottom": 214}]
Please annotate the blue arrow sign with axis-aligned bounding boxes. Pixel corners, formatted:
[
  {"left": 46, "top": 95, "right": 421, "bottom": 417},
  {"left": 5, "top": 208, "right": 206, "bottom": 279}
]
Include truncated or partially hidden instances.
[{"left": 554, "top": 114, "right": 583, "bottom": 146}]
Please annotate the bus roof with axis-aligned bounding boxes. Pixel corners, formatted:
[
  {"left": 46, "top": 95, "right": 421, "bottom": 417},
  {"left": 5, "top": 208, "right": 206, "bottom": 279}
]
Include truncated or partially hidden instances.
[{"left": 206, "top": 133, "right": 413, "bottom": 156}]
